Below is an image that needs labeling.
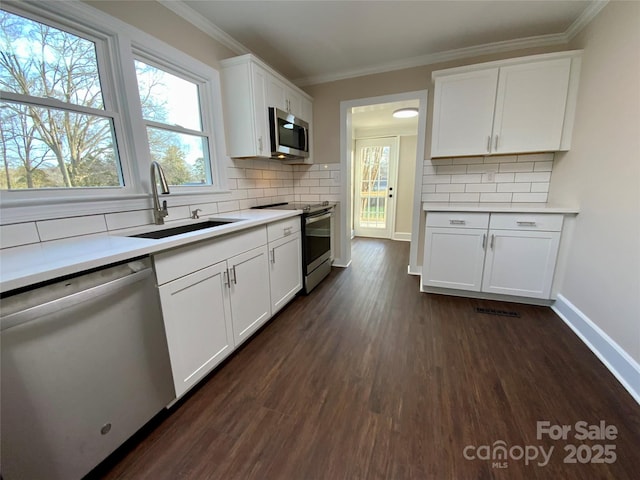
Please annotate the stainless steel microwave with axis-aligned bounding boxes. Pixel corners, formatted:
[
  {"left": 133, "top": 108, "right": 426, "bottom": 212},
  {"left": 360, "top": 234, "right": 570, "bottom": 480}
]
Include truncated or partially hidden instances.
[{"left": 268, "top": 107, "right": 309, "bottom": 160}]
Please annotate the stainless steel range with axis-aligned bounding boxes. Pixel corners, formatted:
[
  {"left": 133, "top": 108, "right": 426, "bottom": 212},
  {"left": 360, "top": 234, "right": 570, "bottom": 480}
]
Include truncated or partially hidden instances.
[{"left": 252, "top": 202, "right": 335, "bottom": 293}]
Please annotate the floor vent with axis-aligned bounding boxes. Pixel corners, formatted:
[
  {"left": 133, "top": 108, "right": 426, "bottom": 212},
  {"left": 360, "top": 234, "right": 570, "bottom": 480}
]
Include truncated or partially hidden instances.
[{"left": 475, "top": 307, "right": 521, "bottom": 318}]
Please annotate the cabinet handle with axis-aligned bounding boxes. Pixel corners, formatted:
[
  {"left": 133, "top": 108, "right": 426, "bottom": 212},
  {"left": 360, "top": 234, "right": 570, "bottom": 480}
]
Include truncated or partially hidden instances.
[
  {"left": 487, "top": 135, "right": 491, "bottom": 152},
  {"left": 223, "top": 269, "right": 230, "bottom": 288},
  {"left": 449, "top": 219, "right": 466, "bottom": 225},
  {"left": 284, "top": 226, "right": 292, "bottom": 236},
  {"left": 482, "top": 233, "right": 487, "bottom": 250},
  {"left": 517, "top": 221, "right": 537, "bottom": 226},
  {"left": 270, "top": 248, "right": 276, "bottom": 264},
  {"left": 231, "top": 265, "right": 237, "bottom": 284},
  {"left": 490, "top": 233, "right": 495, "bottom": 250},
  {"left": 494, "top": 135, "right": 499, "bottom": 150},
  {"left": 258, "top": 136, "right": 263, "bottom": 153}
]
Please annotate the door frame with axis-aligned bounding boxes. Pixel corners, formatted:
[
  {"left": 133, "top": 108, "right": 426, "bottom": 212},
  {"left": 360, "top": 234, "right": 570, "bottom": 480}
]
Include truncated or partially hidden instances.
[
  {"left": 337, "top": 90, "right": 428, "bottom": 271},
  {"left": 354, "top": 136, "right": 399, "bottom": 239}
]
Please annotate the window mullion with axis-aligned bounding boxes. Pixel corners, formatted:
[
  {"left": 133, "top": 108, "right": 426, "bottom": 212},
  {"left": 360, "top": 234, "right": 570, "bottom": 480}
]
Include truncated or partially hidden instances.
[
  {"left": 0, "top": 91, "right": 119, "bottom": 119},
  {"left": 142, "top": 119, "right": 207, "bottom": 138}
]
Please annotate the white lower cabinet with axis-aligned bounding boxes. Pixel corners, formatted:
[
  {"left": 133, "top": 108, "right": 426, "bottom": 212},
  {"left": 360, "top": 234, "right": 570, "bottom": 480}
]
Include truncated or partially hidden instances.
[
  {"left": 153, "top": 218, "right": 302, "bottom": 399},
  {"left": 423, "top": 212, "right": 563, "bottom": 300},
  {"left": 227, "top": 245, "right": 272, "bottom": 346},
  {"left": 423, "top": 227, "right": 486, "bottom": 291},
  {"left": 158, "top": 262, "right": 233, "bottom": 398},
  {"left": 268, "top": 232, "right": 302, "bottom": 313},
  {"left": 153, "top": 227, "right": 273, "bottom": 399},
  {"left": 482, "top": 229, "right": 560, "bottom": 298}
]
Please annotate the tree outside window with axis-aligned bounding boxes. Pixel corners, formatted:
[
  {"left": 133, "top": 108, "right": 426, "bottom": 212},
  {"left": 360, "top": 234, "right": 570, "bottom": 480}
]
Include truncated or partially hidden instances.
[
  {"left": 134, "top": 60, "right": 212, "bottom": 186},
  {"left": 0, "top": 9, "right": 122, "bottom": 190}
]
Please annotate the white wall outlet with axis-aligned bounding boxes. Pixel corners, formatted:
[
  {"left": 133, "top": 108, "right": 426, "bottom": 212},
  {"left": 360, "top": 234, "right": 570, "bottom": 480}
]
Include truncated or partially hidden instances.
[{"left": 486, "top": 171, "right": 495, "bottom": 182}]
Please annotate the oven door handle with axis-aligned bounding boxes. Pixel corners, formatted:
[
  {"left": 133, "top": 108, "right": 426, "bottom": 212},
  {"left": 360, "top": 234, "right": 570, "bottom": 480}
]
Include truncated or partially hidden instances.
[{"left": 305, "top": 212, "right": 332, "bottom": 225}]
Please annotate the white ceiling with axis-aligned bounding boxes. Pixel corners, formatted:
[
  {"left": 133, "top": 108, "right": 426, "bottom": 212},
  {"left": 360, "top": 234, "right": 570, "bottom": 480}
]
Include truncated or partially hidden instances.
[
  {"left": 164, "top": 0, "right": 604, "bottom": 86},
  {"left": 352, "top": 100, "right": 420, "bottom": 133}
]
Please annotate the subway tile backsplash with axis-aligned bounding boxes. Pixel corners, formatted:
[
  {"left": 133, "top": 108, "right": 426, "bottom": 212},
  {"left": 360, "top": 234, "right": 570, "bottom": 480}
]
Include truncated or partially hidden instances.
[
  {"left": 421, "top": 153, "right": 554, "bottom": 203},
  {"left": 1, "top": 159, "right": 342, "bottom": 249}
]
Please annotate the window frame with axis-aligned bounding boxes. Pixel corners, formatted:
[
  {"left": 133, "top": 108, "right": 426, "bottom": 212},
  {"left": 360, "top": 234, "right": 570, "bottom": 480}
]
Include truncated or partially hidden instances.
[
  {"left": 0, "top": 3, "right": 136, "bottom": 199},
  {"left": 0, "top": 0, "right": 229, "bottom": 221},
  {"left": 130, "top": 49, "right": 220, "bottom": 192}
]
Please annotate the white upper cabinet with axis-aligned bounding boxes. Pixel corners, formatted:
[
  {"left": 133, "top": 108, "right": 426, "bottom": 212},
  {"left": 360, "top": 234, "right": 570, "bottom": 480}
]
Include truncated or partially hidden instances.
[
  {"left": 219, "top": 58, "right": 269, "bottom": 158},
  {"left": 220, "top": 54, "right": 313, "bottom": 161},
  {"left": 431, "top": 68, "right": 499, "bottom": 157},
  {"left": 492, "top": 58, "right": 571, "bottom": 154},
  {"left": 267, "top": 76, "right": 302, "bottom": 116},
  {"left": 266, "top": 76, "right": 287, "bottom": 112},
  {"left": 431, "top": 51, "right": 581, "bottom": 158}
]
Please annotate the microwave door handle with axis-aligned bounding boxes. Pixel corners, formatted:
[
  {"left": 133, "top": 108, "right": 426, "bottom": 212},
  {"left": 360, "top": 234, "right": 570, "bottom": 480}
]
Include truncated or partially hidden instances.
[{"left": 304, "top": 126, "right": 309, "bottom": 154}]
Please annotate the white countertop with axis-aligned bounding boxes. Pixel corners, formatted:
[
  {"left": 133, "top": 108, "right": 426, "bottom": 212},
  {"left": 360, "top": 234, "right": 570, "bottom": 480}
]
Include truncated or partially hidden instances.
[
  {"left": 0, "top": 209, "right": 301, "bottom": 293},
  {"left": 423, "top": 202, "right": 579, "bottom": 214}
]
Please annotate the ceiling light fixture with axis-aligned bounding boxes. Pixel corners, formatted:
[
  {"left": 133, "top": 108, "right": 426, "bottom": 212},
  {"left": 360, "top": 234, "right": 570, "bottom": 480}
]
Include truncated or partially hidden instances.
[{"left": 392, "top": 107, "right": 419, "bottom": 118}]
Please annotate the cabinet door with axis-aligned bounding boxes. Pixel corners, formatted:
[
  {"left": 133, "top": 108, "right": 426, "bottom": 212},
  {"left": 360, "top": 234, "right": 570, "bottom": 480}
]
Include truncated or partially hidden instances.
[
  {"left": 269, "top": 232, "right": 302, "bottom": 314},
  {"left": 423, "top": 227, "right": 487, "bottom": 292},
  {"left": 251, "top": 63, "right": 269, "bottom": 156},
  {"left": 482, "top": 229, "right": 560, "bottom": 299},
  {"left": 431, "top": 68, "right": 499, "bottom": 157},
  {"left": 158, "top": 261, "right": 233, "bottom": 398},
  {"left": 286, "top": 88, "right": 302, "bottom": 116},
  {"left": 300, "top": 96, "right": 312, "bottom": 123},
  {"left": 492, "top": 58, "right": 571, "bottom": 154},
  {"left": 228, "top": 245, "right": 272, "bottom": 345},
  {"left": 267, "top": 76, "right": 287, "bottom": 111}
]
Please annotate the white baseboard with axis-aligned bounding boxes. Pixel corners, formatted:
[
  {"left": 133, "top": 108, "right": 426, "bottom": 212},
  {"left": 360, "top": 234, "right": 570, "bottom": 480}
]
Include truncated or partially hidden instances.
[
  {"left": 331, "top": 258, "right": 351, "bottom": 268},
  {"left": 407, "top": 265, "right": 421, "bottom": 276},
  {"left": 552, "top": 294, "right": 640, "bottom": 405},
  {"left": 392, "top": 232, "right": 411, "bottom": 242}
]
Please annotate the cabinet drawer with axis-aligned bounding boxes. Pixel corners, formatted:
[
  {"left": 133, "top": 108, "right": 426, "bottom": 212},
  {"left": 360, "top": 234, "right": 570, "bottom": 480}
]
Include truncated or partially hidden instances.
[
  {"left": 426, "top": 212, "right": 489, "bottom": 229},
  {"left": 154, "top": 226, "right": 267, "bottom": 285},
  {"left": 267, "top": 216, "right": 301, "bottom": 242},
  {"left": 489, "top": 213, "right": 563, "bottom": 231}
]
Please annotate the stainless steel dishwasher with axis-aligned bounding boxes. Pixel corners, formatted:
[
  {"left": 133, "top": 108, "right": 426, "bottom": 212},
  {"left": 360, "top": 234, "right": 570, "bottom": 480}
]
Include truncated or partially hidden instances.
[{"left": 0, "top": 258, "right": 175, "bottom": 480}]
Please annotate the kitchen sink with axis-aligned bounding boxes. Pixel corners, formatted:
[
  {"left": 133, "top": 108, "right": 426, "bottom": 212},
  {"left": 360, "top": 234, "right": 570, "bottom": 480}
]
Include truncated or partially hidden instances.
[{"left": 130, "top": 220, "right": 236, "bottom": 239}]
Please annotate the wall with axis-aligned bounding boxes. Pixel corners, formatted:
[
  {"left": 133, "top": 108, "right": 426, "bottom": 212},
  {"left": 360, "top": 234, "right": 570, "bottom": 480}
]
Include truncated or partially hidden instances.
[
  {"left": 0, "top": 158, "right": 340, "bottom": 248},
  {"left": 86, "top": 0, "right": 236, "bottom": 68},
  {"left": 423, "top": 152, "right": 554, "bottom": 203},
  {"left": 548, "top": 1, "right": 640, "bottom": 363},
  {"left": 396, "top": 135, "right": 417, "bottom": 236}
]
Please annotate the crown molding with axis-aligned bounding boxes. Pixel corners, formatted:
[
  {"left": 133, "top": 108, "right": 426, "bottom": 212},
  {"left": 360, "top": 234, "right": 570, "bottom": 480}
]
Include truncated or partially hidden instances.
[
  {"left": 157, "top": 0, "right": 250, "bottom": 55},
  {"left": 158, "top": 0, "right": 608, "bottom": 87},
  {"left": 565, "top": 0, "right": 609, "bottom": 40},
  {"left": 294, "top": 32, "right": 568, "bottom": 86}
]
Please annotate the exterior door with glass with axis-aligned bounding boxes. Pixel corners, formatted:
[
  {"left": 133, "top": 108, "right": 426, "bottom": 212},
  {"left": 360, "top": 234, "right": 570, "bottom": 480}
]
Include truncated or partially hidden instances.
[{"left": 354, "top": 137, "right": 398, "bottom": 238}]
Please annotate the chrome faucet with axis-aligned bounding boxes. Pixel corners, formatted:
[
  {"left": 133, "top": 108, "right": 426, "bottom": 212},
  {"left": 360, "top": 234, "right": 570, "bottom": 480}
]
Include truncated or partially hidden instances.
[{"left": 150, "top": 161, "right": 170, "bottom": 225}]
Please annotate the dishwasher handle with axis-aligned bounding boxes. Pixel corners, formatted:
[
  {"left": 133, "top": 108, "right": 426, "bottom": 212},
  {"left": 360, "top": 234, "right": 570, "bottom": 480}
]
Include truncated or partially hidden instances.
[{"left": 1, "top": 268, "right": 154, "bottom": 332}]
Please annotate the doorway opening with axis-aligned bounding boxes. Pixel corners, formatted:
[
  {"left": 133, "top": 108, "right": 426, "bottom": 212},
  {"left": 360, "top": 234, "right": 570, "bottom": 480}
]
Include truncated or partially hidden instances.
[
  {"left": 337, "top": 91, "right": 427, "bottom": 271},
  {"left": 351, "top": 99, "right": 419, "bottom": 242}
]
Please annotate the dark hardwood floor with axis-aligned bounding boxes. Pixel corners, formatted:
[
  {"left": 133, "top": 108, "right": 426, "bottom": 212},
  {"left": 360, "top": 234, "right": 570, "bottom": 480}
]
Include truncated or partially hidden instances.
[{"left": 92, "top": 237, "right": 640, "bottom": 479}]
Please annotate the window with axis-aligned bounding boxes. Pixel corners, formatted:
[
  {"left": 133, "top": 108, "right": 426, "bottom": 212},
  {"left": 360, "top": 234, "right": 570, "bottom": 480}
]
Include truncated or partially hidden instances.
[
  {"left": 0, "top": 0, "right": 227, "bottom": 220},
  {"left": 0, "top": 9, "right": 123, "bottom": 190},
  {"left": 134, "top": 59, "right": 212, "bottom": 186}
]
